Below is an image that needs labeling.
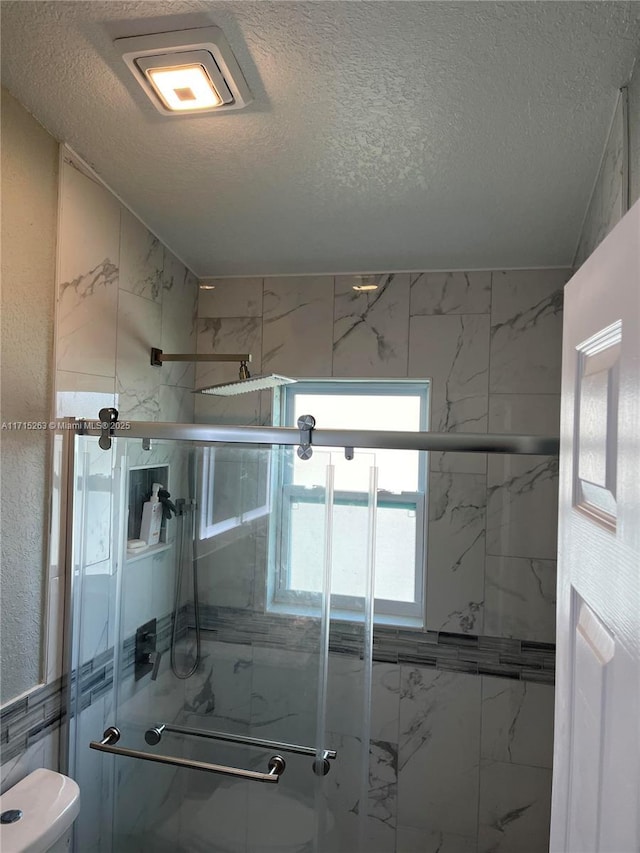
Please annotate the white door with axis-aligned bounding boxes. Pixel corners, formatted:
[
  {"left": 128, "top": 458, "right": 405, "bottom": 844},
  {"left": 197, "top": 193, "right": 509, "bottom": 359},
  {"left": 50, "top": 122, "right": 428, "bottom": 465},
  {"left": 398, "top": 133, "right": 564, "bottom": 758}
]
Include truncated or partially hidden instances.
[{"left": 550, "top": 200, "right": 640, "bottom": 853}]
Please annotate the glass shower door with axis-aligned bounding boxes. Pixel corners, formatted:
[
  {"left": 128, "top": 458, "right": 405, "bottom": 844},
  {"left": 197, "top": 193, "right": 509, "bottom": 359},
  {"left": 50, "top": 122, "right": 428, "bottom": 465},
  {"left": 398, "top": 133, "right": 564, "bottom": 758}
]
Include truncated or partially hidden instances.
[{"left": 68, "top": 430, "right": 380, "bottom": 853}]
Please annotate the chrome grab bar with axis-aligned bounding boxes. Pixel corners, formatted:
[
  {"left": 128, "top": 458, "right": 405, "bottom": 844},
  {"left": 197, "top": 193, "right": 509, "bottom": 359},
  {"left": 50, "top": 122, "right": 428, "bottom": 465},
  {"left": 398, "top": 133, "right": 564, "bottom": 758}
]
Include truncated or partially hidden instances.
[
  {"left": 89, "top": 727, "right": 286, "bottom": 783},
  {"left": 144, "top": 722, "right": 337, "bottom": 763}
]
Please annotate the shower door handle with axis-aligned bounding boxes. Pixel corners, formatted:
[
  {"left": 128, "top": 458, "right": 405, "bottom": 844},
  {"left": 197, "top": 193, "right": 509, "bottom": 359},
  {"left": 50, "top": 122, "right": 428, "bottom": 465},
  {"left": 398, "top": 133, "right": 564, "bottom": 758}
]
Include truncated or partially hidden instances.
[{"left": 89, "top": 727, "right": 286, "bottom": 783}]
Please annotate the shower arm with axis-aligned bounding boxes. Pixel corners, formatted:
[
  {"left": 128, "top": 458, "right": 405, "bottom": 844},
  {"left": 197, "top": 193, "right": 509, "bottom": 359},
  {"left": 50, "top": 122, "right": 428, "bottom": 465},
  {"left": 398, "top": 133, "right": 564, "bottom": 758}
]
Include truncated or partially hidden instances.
[{"left": 150, "top": 347, "right": 251, "bottom": 369}]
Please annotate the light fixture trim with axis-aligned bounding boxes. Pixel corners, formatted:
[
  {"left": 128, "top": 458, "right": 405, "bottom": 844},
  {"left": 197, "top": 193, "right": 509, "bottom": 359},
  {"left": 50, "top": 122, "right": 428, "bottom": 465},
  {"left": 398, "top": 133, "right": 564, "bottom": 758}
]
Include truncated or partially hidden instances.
[{"left": 116, "top": 26, "right": 252, "bottom": 116}]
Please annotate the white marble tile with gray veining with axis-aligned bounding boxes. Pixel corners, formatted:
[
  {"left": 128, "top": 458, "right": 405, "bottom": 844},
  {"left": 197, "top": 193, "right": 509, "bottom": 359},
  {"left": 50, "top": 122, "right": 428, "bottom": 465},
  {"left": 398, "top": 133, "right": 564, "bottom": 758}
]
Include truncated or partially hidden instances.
[
  {"left": 488, "top": 393, "right": 560, "bottom": 437},
  {"left": 182, "top": 640, "right": 253, "bottom": 731},
  {"left": 196, "top": 313, "right": 261, "bottom": 386},
  {"left": 119, "top": 208, "right": 164, "bottom": 303},
  {"left": 250, "top": 646, "right": 320, "bottom": 747},
  {"left": 161, "top": 252, "right": 198, "bottom": 389},
  {"left": 409, "top": 314, "right": 489, "bottom": 474},
  {"left": 333, "top": 274, "right": 410, "bottom": 377},
  {"left": 484, "top": 556, "right": 556, "bottom": 643},
  {"left": 489, "top": 270, "right": 566, "bottom": 395},
  {"left": 481, "top": 677, "right": 554, "bottom": 770},
  {"left": 371, "top": 662, "right": 401, "bottom": 743},
  {"left": 57, "top": 160, "right": 120, "bottom": 378},
  {"left": 116, "top": 289, "right": 162, "bottom": 421},
  {"left": 486, "top": 456, "right": 559, "bottom": 560},
  {"left": 56, "top": 371, "right": 116, "bottom": 419},
  {"left": 410, "top": 271, "right": 491, "bottom": 316},
  {"left": 159, "top": 384, "right": 194, "bottom": 423},
  {"left": 398, "top": 668, "right": 481, "bottom": 837},
  {"left": 427, "top": 472, "right": 486, "bottom": 634},
  {"left": 57, "top": 259, "right": 119, "bottom": 378},
  {"left": 198, "top": 277, "right": 263, "bottom": 318},
  {"left": 396, "top": 826, "right": 477, "bottom": 853},
  {"left": 262, "top": 276, "right": 334, "bottom": 377},
  {"left": 195, "top": 315, "right": 263, "bottom": 424},
  {"left": 369, "top": 739, "right": 398, "bottom": 828},
  {"left": 326, "top": 653, "right": 366, "bottom": 738},
  {"left": 478, "top": 760, "right": 552, "bottom": 853},
  {"left": 316, "top": 731, "right": 367, "bottom": 853}
]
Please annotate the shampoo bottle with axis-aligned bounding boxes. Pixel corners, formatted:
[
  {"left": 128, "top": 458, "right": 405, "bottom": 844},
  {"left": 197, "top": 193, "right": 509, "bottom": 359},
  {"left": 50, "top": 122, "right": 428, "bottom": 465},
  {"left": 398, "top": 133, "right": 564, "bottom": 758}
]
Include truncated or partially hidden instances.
[{"left": 140, "top": 482, "right": 163, "bottom": 546}]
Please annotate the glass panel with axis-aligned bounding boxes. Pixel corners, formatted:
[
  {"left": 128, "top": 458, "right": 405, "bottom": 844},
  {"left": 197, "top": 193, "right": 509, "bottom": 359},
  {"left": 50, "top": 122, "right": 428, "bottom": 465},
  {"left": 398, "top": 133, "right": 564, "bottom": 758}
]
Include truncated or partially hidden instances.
[
  {"left": 317, "top": 453, "right": 377, "bottom": 853},
  {"left": 69, "top": 433, "right": 349, "bottom": 853}
]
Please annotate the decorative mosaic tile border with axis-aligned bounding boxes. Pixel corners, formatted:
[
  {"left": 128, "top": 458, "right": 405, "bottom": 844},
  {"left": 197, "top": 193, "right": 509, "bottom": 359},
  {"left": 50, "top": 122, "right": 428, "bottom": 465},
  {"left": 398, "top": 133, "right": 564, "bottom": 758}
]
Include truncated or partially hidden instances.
[
  {"left": 0, "top": 607, "right": 554, "bottom": 769},
  {"left": 0, "top": 678, "right": 65, "bottom": 765},
  {"left": 196, "top": 605, "right": 555, "bottom": 684}
]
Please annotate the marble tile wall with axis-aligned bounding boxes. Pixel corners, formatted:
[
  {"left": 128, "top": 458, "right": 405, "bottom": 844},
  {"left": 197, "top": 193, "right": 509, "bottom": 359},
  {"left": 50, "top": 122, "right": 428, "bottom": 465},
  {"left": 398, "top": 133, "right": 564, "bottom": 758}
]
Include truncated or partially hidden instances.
[
  {"left": 43, "top": 151, "right": 199, "bottom": 850},
  {"left": 193, "top": 268, "right": 565, "bottom": 851},
  {"left": 56, "top": 153, "right": 198, "bottom": 425},
  {"left": 135, "top": 633, "right": 554, "bottom": 853},
  {"left": 197, "top": 269, "right": 568, "bottom": 642}
]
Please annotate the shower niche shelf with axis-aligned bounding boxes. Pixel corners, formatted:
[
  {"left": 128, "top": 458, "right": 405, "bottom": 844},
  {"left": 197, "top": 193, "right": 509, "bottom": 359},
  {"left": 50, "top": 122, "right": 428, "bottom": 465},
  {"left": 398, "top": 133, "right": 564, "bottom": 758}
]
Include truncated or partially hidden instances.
[
  {"left": 125, "top": 541, "right": 172, "bottom": 565},
  {"left": 127, "top": 463, "right": 171, "bottom": 557}
]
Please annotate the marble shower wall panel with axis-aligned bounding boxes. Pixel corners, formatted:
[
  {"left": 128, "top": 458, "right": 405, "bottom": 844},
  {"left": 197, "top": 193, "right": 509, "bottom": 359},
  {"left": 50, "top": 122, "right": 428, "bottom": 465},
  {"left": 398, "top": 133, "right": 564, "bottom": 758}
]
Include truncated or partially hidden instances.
[
  {"left": 477, "top": 760, "right": 552, "bottom": 853},
  {"left": 262, "top": 276, "right": 334, "bottom": 377},
  {"left": 56, "top": 156, "right": 199, "bottom": 423},
  {"left": 397, "top": 667, "right": 481, "bottom": 838},
  {"left": 409, "top": 314, "right": 490, "bottom": 433},
  {"left": 160, "top": 249, "right": 198, "bottom": 391},
  {"left": 484, "top": 555, "right": 556, "bottom": 643},
  {"left": 410, "top": 270, "right": 491, "bottom": 316},
  {"left": 116, "top": 289, "right": 162, "bottom": 421},
  {"left": 53, "top": 155, "right": 199, "bottom": 852},
  {"left": 333, "top": 273, "right": 410, "bottom": 377},
  {"left": 486, "top": 455, "right": 559, "bottom": 560},
  {"left": 409, "top": 313, "right": 490, "bottom": 475},
  {"left": 57, "top": 162, "right": 120, "bottom": 379},
  {"left": 194, "top": 316, "right": 263, "bottom": 426},
  {"left": 489, "top": 269, "right": 566, "bottom": 395},
  {"left": 427, "top": 472, "right": 486, "bottom": 634},
  {"left": 119, "top": 208, "right": 163, "bottom": 303},
  {"left": 480, "top": 677, "right": 554, "bottom": 770},
  {"left": 198, "top": 277, "right": 263, "bottom": 318}
]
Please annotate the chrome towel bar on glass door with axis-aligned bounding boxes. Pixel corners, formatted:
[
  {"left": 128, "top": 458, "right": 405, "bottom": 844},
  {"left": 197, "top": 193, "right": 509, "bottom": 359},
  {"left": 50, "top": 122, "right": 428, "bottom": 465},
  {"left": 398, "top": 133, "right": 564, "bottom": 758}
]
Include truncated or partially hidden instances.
[
  {"left": 89, "top": 727, "right": 286, "bottom": 783},
  {"left": 144, "top": 722, "right": 337, "bottom": 762}
]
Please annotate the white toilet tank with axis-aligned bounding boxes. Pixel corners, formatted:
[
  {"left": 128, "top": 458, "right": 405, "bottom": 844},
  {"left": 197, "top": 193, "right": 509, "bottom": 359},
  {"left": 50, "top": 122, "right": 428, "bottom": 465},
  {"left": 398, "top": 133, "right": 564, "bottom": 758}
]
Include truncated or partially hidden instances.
[{"left": 0, "top": 768, "right": 80, "bottom": 853}]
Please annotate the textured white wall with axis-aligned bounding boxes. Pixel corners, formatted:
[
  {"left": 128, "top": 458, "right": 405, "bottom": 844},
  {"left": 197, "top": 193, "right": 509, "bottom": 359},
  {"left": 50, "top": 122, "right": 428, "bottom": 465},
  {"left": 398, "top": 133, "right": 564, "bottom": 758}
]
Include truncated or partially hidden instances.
[{"left": 0, "top": 89, "right": 59, "bottom": 703}]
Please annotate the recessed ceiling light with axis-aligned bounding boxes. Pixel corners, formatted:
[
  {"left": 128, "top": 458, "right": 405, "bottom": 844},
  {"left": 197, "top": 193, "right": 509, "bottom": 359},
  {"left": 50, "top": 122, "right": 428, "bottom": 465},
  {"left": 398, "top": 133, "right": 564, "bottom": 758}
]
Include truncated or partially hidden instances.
[
  {"left": 116, "top": 27, "right": 252, "bottom": 116},
  {"left": 352, "top": 276, "right": 379, "bottom": 292},
  {"left": 199, "top": 283, "right": 216, "bottom": 290}
]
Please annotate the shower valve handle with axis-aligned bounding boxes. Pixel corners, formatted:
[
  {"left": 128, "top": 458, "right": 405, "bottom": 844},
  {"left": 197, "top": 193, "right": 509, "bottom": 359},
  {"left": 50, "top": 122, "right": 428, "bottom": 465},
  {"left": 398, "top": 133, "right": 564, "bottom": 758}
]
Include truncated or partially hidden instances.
[{"left": 148, "top": 650, "right": 162, "bottom": 681}]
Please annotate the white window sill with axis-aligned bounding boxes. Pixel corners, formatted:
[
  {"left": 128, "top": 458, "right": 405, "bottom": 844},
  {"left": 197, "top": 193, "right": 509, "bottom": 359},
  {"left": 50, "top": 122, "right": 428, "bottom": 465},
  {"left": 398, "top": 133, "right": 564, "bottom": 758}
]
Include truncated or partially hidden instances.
[{"left": 267, "top": 600, "right": 424, "bottom": 631}]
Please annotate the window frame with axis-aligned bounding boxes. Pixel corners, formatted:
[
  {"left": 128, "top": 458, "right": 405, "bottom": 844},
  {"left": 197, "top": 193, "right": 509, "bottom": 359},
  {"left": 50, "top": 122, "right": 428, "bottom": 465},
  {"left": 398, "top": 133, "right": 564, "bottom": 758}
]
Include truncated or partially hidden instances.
[
  {"left": 269, "top": 379, "right": 429, "bottom": 625},
  {"left": 199, "top": 445, "right": 271, "bottom": 540}
]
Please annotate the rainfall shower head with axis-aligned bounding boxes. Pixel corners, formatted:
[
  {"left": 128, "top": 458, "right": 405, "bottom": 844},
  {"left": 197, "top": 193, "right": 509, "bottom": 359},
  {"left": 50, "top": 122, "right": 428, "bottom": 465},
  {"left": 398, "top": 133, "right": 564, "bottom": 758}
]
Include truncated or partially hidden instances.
[
  {"left": 151, "top": 347, "right": 295, "bottom": 396},
  {"left": 196, "top": 363, "right": 296, "bottom": 396}
]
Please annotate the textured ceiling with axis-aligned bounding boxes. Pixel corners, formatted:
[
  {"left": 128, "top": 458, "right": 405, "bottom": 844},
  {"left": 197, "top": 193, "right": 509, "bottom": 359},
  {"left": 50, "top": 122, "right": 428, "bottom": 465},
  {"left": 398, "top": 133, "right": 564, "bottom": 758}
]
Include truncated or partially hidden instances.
[{"left": 2, "top": 1, "right": 640, "bottom": 276}]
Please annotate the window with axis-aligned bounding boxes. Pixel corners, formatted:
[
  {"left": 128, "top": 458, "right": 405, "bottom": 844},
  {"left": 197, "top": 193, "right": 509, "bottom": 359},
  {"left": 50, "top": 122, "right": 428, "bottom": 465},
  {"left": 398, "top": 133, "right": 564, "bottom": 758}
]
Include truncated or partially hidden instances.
[
  {"left": 269, "top": 380, "right": 429, "bottom": 625},
  {"left": 199, "top": 446, "right": 270, "bottom": 540}
]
